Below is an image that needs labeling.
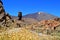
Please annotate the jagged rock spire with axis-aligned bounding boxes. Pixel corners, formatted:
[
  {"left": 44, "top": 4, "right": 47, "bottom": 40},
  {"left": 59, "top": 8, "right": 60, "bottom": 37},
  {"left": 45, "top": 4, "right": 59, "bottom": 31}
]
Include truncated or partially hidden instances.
[
  {"left": 0, "top": 0, "right": 5, "bottom": 20},
  {"left": 0, "top": 0, "right": 5, "bottom": 14}
]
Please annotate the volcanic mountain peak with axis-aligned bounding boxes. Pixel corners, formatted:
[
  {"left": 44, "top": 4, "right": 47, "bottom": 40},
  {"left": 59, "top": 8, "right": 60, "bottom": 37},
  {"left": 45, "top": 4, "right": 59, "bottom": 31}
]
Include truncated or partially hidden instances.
[
  {"left": 23, "top": 12, "right": 58, "bottom": 21},
  {"left": 38, "top": 12, "right": 41, "bottom": 14},
  {"left": 38, "top": 12, "right": 45, "bottom": 15}
]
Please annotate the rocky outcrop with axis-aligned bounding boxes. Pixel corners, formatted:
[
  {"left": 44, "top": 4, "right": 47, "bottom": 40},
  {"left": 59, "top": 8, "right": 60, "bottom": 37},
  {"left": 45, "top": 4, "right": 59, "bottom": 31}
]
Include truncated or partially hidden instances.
[
  {"left": 54, "top": 18, "right": 60, "bottom": 22},
  {"left": 0, "top": 0, "right": 5, "bottom": 19},
  {"left": 40, "top": 20, "right": 60, "bottom": 30},
  {"left": 18, "top": 12, "right": 22, "bottom": 20},
  {"left": 0, "top": 0, "right": 14, "bottom": 27}
]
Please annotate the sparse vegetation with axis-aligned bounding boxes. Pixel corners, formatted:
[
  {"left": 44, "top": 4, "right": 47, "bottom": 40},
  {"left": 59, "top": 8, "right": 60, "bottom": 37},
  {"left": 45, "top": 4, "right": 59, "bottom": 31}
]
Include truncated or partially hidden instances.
[
  {"left": 0, "top": 0, "right": 60, "bottom": 40},
  {"left": 0, "top": 28, "right": 41, "bottom": 40},
  {"left": 0, "top": 28, "right": 60, "bottom": 40}
]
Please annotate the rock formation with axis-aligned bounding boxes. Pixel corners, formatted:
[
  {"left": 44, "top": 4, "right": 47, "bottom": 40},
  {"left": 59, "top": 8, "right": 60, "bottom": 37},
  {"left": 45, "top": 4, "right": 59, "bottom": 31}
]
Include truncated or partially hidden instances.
[
  {"left": 54, "top": 18, "right": 60, "bottom": 22},
  {"left": 0, "top": 0, "right": 5, "bottom": 20},
  {"left": 0, "top": 0, "right": 6, "bottom": 25},
  {"left": 18, "top": 12, "right": 22, "bottom": 20},
  {"left": 0, "top": 0, "right": 13, "bottom": 27}
]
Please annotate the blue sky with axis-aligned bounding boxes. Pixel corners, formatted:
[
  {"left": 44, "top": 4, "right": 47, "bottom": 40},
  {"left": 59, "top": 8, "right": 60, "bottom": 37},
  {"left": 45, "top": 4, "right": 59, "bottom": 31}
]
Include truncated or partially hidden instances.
[{"left": 2, "top": 0, "right": 60, "bottom": 17}]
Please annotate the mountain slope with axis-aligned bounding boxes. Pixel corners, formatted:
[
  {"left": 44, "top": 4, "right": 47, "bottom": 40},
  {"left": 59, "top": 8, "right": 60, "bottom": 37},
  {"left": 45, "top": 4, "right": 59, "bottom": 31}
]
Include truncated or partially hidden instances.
[{"left": 23, "top": 12, "right": 58, "bottom": 21}]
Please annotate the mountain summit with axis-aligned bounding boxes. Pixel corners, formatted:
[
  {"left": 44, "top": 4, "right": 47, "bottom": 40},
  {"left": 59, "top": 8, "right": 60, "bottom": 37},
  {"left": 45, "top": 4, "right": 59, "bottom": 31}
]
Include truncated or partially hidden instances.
[{"left": 23, "top": 12, "right": 58, "bottom": 21}]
